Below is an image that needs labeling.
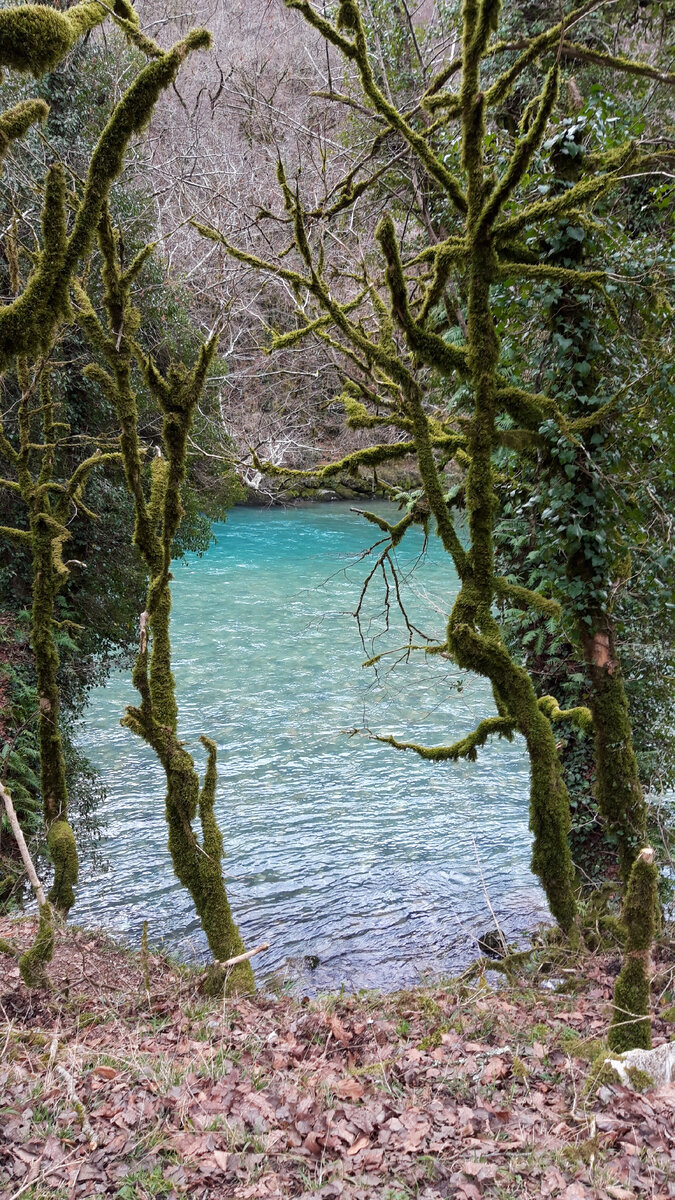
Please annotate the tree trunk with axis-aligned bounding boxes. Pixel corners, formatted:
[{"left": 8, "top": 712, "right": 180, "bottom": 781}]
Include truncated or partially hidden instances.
[
  {"left": 31, "top": 516, "right": 78, "bottom": 914},
  {"left": 581, "top": 618, "right": 647, "bottom": 882}
]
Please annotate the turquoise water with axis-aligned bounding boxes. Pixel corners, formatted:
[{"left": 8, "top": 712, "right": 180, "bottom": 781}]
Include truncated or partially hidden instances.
[{"left": 73, "top": 502, "right": 547, "bottom": 991}]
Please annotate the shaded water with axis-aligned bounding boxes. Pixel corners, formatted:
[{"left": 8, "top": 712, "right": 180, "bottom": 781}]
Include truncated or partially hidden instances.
[{"left": 73, "top": 502, "right": 547, "bottom": 992}]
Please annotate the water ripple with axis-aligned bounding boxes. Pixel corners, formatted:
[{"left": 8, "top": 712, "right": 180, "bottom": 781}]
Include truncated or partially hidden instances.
[{"left": 73, "top": 502, "right": 548, "bottom": 992}]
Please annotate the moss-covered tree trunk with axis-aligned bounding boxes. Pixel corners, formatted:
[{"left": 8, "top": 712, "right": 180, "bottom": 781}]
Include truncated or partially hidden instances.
[
  {"left": 609, "top": 846, "right": 657, "bottom": 1052},
  {"left": 544, "top": 126, "right": 648, "bottom": 887},
  {"left": 11, "top": 335, "right": 79, "bottom": 915},
  {"left": 405, "top": 10, "right": 579, "bottom": 934},
  {"left": 581, "top": 620, "right": 646, "bottom": 881},
  {"left": 30, "top": 514, "right": 78, "bottom": 913},
  {"left": 76, "top": 211, "right": 254, "bottom": 994}
]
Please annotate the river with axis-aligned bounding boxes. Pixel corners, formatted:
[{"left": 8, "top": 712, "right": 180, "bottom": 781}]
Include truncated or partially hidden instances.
[{"left": 73, "top": 502, "right": 547, "bottom": 992}]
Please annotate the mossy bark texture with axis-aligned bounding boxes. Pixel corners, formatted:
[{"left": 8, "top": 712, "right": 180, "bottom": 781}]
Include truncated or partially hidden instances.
[
  {"left": 18, "top": 902, "right": 54, "bottom": 989},
  {"left": 76, "top": 207, "right": 253, "bottom": 995},
  {"left": 582, "top": 624, "right": 646, "bottom": 881},
  {"left": 609, "top": 847, "right": 658, "bottom": 1053},
  {"left": 3, "top": 354, "right": 124, "bottom": 912},
  {"left": 6, "top": 353, "right": 78, "bottom": 913}
]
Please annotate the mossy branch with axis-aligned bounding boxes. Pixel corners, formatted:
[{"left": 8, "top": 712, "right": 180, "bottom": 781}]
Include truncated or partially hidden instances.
[
  {"left": 495, "top": 384, "right": 570, "bottom": 433},
  {"left": 495, "top": 172, "right": 625, "bottom": 242},
  {"left": 357, "top": 507, "right": 416, "bottom": 546},
  {"left": 558, "top": 40, "right": 675, "bottom": 86},
  {"left": 371, "top": 715, "right": 515, "bottom": 763},
  {"left": 342, "top": 394, "right": 413, "bottom": 433},
  {"left": 0, "top": 2, "right": 109, "bottom": 78},
  {"left": 494, "top": 578, "right": 561, "bottom": 618},
  {"left": 251, "top": 439, "right": 418, "bottom": 480},
  {"left": 0, "top": 28, "right": 211, "bottom": 369},
  {"left": 567, "top": 372, "right": 651, "bottom": 433},
  {"left": 0, "top": 99, "right": 48, "bottom": 173},
  {"left": 538, "top": 695, "right": 593, "bottom": 733},
  {"left": 362, "top": 641, "right": 447, "bottom": 668},
  {"left": 495, "top": 261, "right": 605, "bottom": 289},
  {"left": 477, "top": 65, "right": 560, "bottom": 235},
  {"left": 376, "top": 215, "right": 469, "bottom": 378},
  {"left": 0, "top": 524, "right": 31, "bottom": 543},
  {"left": 483, "top": 1, "right": 605, "bottom": 110},
  {"left": 286, "top": 0, "right": 467, "bottom": 215}
]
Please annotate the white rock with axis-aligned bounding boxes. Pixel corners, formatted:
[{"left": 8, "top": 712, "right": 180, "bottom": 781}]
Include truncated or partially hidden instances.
[{"left": 606, "top": 1041, "right": 675, "bottom": 1089}]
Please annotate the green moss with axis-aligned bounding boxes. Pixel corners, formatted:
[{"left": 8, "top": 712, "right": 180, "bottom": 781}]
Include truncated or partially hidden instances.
[
  {"left": 573, "top": 1037, "right": 605, "bottom": 1063},
  {"left": 47, "top": 821, "right": 78, "bottom": 913},
  {"left": 584, "top": 1051, "right": 619, "bottom": 1096},
  {"left": 18, "top": 902, "right": 54, "bottom": 988},
  {"left": 0, "top": 3, "right": 108, "bottom": 78},
  {"left": 511, "top": 1055, "right": 528, "bottom": 1080},
  {"left": 0, "top": 98, "right": 48, "bottom": 171},
  {"left": 626, "top": 1065, "right": 653, "bottom": 1092},
  {"left": 0, "top": 29, "right": 212, "bottom": 371},
  {"left": 584, "top": 643, "right": 646, "bottom": 881},
  {"left": 609, "top": 849, "right": 658, "bottom": 1053},
  {"left": 621, "top": 853, "right": 658, "bottom": 953}
]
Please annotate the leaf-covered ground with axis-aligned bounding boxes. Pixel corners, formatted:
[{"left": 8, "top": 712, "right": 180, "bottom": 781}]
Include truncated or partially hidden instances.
[{"left": 1, "top": 917, "right": 674, "bottom": 1199}]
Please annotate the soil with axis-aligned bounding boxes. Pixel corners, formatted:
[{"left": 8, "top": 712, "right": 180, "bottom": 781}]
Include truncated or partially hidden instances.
[{"left": 1, "top": 916, "right": 674, "bottom": 1200}]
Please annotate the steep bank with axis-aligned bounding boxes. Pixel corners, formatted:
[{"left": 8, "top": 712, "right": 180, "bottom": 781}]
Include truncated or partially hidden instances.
[{"left": 2, "top": 916, "right": 674, "bottom": 1199}]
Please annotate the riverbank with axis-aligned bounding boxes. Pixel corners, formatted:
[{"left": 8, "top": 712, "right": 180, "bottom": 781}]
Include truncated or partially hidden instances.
[{"left": 2, "top": 917, "right": 674, "bottom": 1199}]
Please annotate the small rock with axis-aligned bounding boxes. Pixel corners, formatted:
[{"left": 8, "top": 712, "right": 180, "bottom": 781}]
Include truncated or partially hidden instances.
[{"left": 604, "top": 1041, "right": 675, "bottom": 1090}]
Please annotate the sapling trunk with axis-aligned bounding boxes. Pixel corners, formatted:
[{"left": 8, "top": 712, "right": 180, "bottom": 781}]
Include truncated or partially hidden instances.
[
  {"left": 31, "top": 521, "right": 78, "bottom": 914},
  {"left": 609, "top": 846, "right": 658, "bottom": 1052},
  {"left": 0, "top": 781, "right": 54, "bottom": 987}
]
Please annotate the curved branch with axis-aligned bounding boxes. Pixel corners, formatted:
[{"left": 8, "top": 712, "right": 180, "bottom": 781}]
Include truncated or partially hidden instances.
[{"left": 371, "top": 715, "right": 515, "bottom": 762}]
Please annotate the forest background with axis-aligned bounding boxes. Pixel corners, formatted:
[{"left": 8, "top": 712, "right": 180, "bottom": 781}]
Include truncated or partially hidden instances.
[{"left": 0, "top": 0, "right": 673, "bottom": 1002}]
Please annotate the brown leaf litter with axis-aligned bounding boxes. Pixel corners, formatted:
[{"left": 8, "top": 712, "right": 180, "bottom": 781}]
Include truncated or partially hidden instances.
[{"left": 1, "top": 916, "right": 674, "bottom": 1199}]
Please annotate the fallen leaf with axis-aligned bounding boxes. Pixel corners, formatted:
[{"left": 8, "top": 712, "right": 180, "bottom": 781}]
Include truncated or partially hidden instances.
[
  {"left": 482, "top": 1056, "right": 508, "bottom": 1082},
  {"left": 346, "top": 1135, "right": 370, "bottom": 1156},
  {"left": 213, "top": 1150, "right": 230, "bottom": 1171},
  {"left": 93, "top": 1066, "right": 118, "bottom": 1080},
  {"left": 329, "top": 1016, "right": 353, "bottom": 1045},
  {"left": 457, "top": 1184, "right": 482, "bottom": 1200},
  {"left": 334, "top": 1077, "right": 364, "bottom": 1100}
]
